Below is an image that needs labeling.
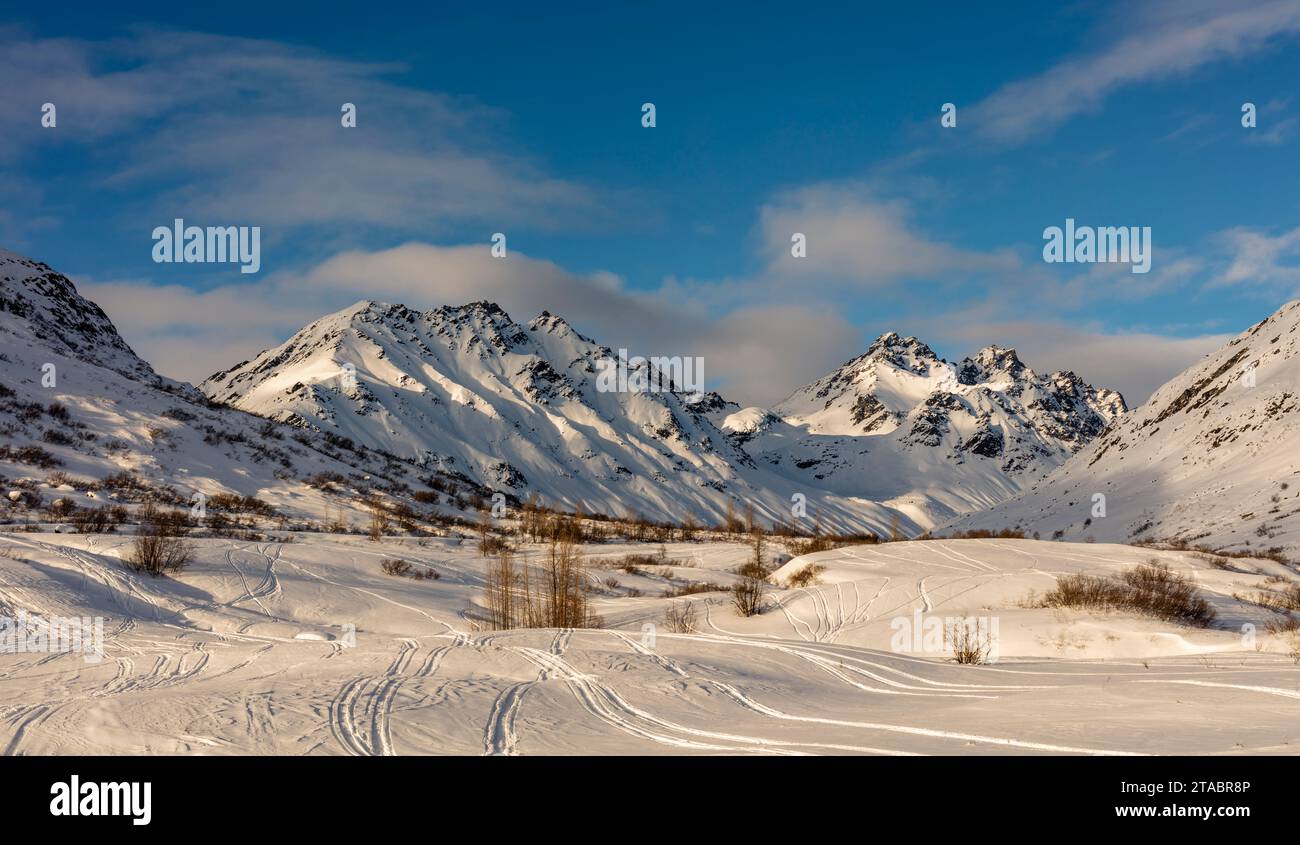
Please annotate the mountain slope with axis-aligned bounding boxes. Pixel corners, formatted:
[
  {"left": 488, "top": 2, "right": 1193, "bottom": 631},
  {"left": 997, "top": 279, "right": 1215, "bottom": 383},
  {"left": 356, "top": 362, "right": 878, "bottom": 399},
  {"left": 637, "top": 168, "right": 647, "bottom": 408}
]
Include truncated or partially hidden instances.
[
  {"left": 945, "top": 300, "right": 1300, "bottom": 553},
  {"left": 0, "top": 250, "right": 435, "bottom": 526}
]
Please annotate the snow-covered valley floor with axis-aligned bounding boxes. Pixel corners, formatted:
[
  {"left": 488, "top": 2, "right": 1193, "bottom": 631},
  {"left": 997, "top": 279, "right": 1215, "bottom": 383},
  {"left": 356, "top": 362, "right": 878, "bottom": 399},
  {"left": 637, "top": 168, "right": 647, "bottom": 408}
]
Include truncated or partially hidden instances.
[{"left": 2, "top": 534, "right": 1298, "bottom": 755}]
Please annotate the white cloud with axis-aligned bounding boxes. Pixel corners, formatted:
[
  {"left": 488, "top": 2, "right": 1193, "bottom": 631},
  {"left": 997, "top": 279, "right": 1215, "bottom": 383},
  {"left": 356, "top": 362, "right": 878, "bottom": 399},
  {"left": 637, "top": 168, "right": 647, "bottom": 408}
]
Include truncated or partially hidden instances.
[
  {"left": 758, "top": 184, "right": 1019, "bottom": 286},
  {"left": 695, "top": 306, "right": 863, "bottom": 405},
  {"left": 78, "top": 174, "right": 1228, "bottom": 410}
]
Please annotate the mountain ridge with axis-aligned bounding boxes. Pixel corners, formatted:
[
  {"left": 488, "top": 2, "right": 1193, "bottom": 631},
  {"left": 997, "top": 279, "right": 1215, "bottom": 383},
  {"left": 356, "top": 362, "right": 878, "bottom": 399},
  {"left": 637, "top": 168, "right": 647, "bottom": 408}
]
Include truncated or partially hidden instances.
[
  {"left": 199, "top": 290, "right": 1126, "bottom": 531},
  {"left": 0, "top": 247, "right": 1136, "bottom": 536}
]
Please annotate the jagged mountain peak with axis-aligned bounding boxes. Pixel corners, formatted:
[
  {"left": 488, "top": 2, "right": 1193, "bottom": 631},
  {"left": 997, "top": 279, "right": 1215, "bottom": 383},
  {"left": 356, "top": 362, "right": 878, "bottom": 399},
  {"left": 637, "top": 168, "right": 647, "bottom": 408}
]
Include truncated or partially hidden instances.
[
  {"left": 200, "top": 294, "right": 801, "bottom": 527},
  {"left": 863, "top": 331, "right": 940, "bottom": 374},
  {"left": 868, "top": 330, "right": 936, "bottom": 356},
  {"left": 427, "top": 299, "right": 514, "bottom": 324},
  {"left": 0, "top": 249, "right": 159, "bottom": 385},
  {"left": 528, "top": 309, "right": 599, "bottom": 346},
  {"left": 960, "top": 345, "right": 1028, "bottom": 384},
  {"left": 758, "top": 330, "right": 1126, "bottom": 509}
]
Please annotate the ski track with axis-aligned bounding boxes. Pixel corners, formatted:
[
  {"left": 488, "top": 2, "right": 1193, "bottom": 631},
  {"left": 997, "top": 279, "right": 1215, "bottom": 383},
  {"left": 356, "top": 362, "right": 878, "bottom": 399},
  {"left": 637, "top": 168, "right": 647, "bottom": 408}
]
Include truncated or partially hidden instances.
[
  {"left": 605, "top": 630, "right": 1133, "bottom": 755},
  {"left": 483, "top": 679, "right": 534, "bottom": 756},
  {"left": 329, "top": 638, "right": 422, "bottom": 756},
  {"left": 5, "top": 535, "right": 1298, "bottom": 756}
]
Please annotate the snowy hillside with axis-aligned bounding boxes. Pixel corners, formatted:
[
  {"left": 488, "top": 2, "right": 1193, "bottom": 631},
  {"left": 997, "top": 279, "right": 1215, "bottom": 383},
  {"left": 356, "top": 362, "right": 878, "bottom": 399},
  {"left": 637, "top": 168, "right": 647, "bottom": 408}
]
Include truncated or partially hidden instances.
[
  {"left": 0, "top": 250, "right": 443, "bottom": 527},
  {"left": 2, "top": 531, "right": 1297, "bottom": 755},
  {"left": 946, "top": 300, "right": 1300, "bottom": 554}
]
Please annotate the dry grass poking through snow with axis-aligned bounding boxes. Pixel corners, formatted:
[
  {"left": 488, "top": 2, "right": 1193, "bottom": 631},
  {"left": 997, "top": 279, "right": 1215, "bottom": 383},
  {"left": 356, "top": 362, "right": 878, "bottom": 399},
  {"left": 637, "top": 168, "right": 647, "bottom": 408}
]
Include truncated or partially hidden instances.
[
  {"left": 1040, "top": 560, "right": 1216, "bottom": 627},
  {"left": 1238, "top": 582, "right": 1300, "bottom": 613},
  {"left": 784, "top": 563, "right": 826, "bottom": 588}
]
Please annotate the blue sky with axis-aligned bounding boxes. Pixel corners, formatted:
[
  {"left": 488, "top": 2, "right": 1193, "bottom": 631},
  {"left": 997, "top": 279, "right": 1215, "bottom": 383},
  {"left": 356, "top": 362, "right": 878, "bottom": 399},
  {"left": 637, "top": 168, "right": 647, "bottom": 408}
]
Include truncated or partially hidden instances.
[{"left": 3, "top": 0, "right": 1300, "bottom": 405}]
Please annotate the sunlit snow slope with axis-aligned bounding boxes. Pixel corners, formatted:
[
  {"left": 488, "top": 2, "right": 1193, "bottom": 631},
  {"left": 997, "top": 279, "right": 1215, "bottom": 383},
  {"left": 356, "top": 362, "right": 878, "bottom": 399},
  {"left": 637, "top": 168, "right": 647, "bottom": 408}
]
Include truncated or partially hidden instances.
[{"left": 947, "top": 300, "right": 1300, "bottom": 554}]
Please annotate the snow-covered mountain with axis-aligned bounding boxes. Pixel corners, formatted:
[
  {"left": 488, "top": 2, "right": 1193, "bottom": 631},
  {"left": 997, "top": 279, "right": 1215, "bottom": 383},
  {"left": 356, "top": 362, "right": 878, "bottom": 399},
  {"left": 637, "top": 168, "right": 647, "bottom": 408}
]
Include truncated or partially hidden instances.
[
  {"left": 945, "top": 300, "right": 1300, "bottom": 553},
  {"left": 0, "top": 249, "right": 433, "bottom": 526},
  {"left": 200, "top": 299, "right": 904, "bottom": 532},
  {"left": 720, "top": 332, "right": 1126, "bottom": 522},
  {"left": 201, "top": 299, "right": 1124, "bottom": 532}
]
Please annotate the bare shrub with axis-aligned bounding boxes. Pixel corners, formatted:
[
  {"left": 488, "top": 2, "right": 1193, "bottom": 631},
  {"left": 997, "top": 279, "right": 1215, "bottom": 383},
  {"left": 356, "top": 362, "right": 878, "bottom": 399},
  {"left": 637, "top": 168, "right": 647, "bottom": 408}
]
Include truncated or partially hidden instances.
[
  {"left": 366, "top": 496, "right": 389, "bottom": 541},
  {"left": 306, "top": 471, "right": 346, "bottom": 492},
  {"left": 484, "top": 549, "right": 519, "bottom": 630},
  {"left": 662, "top": 581, "right": 725, "bottom": 598},
  {"left": 207, "top": 493, "right": 277, "bottom": 517},
  {"left": 1263, "top": 615, "right": 1300, "bottom": 635},
  {"left": 945, "top": 528, "right": 1026, "bottom": 540},
  {"left": 527, "top": 536, "right": 600, "bottom": 628},
  {"left": 1119, "top": 562, "right": 1216, "bottom": 626},
  {"left": 732, "top": 577, "right": 764, "bottom": 617},
  {"left": 484, "top": 538, "right": 601, "bottom": 629},
  {"left": 380, "top": 558, "right": 412, "bottom": 577},
  {"left": 0, "top": 444, "right": 62, "bottom": 468},
  {"left": 663, "top": 601, "right": 697, "bottom": 633},
  {"left": 71, "top": 506, "right": 120, "bottom": 534},
  {"left": 126, "top": 505, "right": 194, "bottom": 576},
  {"left": 613, "top": 552, "right": 683, "bottom": 573},
  {"left": 945, "top": 619, "right": 992, "bottom": 665},
  {"left": 735, "top": 528, "right": 771, "bottom": 580},
  {"left": 1243, "top": 583, "right": 1300, "bottom": 613},
  {"left": 46, "top": 497, "right": 76, "bottom": 519},
  {"left": 1044, "top": 573, "right": 1127, "bottom": 609},
  {"left": 786, "top": 535, "right": 834, "bottom": 555},
  {"left": 41, "top": 429, "right": 76, "bottom": 447},
  {"left": 479, "top": 535, "right": 512, "bottom": 556}
]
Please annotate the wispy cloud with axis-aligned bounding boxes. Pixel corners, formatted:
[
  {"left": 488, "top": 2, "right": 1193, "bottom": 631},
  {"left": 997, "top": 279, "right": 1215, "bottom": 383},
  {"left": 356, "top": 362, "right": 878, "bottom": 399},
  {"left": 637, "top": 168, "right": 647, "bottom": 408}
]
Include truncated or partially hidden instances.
[
  {"left": 966, "top": 0, "right": 1300, "bottom": 145},
  {"left": 1212, "top": 224, "right": 1300, "bottom": 292},
  {"left": 0, "top": 27, "right": 611, "bottom": 238}
]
